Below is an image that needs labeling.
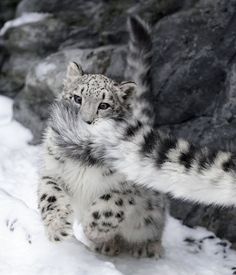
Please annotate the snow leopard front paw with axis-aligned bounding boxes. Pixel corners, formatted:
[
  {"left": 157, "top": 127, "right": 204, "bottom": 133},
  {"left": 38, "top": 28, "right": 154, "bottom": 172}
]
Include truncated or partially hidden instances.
[
  {"left": 46, "top": 220, "right": 73, "bottom": 242},
  {"left": 44, "top": 206, "right": 74, "bottom": 242}
]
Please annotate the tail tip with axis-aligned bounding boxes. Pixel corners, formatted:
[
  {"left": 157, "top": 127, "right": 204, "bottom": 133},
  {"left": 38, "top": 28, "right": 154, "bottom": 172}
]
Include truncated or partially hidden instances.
[{"left": 127, "top": 14, "right": 151, "bottom": 42}]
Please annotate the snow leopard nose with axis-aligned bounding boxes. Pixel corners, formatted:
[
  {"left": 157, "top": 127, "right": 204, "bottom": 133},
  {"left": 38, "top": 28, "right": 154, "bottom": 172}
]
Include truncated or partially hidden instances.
[{"left": 80, "top": 102, "right": 96, "bottom": 124}]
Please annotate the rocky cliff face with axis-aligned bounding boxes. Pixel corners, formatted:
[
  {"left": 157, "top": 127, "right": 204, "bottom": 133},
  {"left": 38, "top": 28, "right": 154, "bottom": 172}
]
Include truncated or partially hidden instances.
[{"left": 1, "top": 0, "right": 236, "bottom": 247}]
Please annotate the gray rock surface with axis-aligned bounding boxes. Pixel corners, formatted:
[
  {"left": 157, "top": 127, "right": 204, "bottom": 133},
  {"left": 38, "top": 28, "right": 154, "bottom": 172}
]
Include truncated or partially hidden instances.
[
  {"left": 0, "top": 0, "right": 21, "bottom": 28},
  {"left": 1, "top": 0, "right": 236, "bottom": 246},
  {"left": 152, "top": 0, "right": 236, "bottom": 146}
]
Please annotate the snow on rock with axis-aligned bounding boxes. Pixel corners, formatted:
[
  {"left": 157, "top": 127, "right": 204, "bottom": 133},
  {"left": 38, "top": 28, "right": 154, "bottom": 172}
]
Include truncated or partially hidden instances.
[
  {"left": 0, "top": 12, "right": 50, "bottom": 36},
  {"left": 0, "top": 95, "right": 236, "bottom": 275}
]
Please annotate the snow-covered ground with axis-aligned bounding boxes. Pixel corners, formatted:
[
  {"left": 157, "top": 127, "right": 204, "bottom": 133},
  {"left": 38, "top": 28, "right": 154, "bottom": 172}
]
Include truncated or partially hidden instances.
[{"left": 0, "top": 95, "right": 236, "bottom": 275}]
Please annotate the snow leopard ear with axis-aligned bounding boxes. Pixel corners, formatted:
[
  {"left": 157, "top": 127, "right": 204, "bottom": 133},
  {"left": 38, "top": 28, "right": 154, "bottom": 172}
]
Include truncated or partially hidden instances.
[
  {"left": 66, "top": 61, "right": 83, "bottom": 81},
  {"left": 118, "top": 81, "right": 137, "bottom": 102}
]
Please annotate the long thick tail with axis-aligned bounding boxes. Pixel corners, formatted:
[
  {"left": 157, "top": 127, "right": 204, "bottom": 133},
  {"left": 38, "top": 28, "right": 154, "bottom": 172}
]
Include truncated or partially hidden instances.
[
  {"left": 126, "top": 15, "right": 154, "bottom": 125},
  {"left": 51, "top": 100, "right": 236, "bottom": 207}
]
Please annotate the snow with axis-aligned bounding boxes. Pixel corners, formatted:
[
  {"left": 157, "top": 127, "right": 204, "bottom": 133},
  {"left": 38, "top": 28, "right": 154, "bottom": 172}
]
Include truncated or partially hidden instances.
[
  {"left": 0, "top": 13, "right": 50, "bottom": 36},
  {"left": 0, "top": 94, "right": 236, "bottom": 275}
]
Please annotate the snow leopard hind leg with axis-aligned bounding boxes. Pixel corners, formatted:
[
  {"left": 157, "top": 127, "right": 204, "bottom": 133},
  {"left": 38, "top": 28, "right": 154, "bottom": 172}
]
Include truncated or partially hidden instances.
[
  {"left": 81, "top": 189, "right": 124, "bottom": 256},
  {"left": 121, "top": 184, "right": 166, "bottom": 259},
  {"left": 82, "top": 184, "right": 167, "bottom": 259}
]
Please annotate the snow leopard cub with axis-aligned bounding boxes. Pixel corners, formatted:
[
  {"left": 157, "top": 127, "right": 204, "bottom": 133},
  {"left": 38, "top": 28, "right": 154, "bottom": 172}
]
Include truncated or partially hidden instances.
[{"left": 38, "top": 16, "right": 167, "bottom": 259}]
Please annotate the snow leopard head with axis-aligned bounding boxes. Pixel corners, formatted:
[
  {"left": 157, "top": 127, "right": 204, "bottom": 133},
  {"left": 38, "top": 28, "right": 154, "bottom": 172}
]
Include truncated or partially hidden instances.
[{"left": 62, "top": 62, "right": 136, "bottom": 124}]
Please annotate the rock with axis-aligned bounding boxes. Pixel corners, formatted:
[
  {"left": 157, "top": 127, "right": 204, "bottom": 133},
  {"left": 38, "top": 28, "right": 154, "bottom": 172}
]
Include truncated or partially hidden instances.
[
  {"left": 16, "top": 0, "right": 128, "bottom": 46},
  {"left": 0, "top": 0, "right": 21, "bottom": 97},
  {"left": 16, "top": 0, "right": 190, "bottom": 46},
  {"left": 0, "top": 75, "right": 24, "bottom": 98},
  {"left": 13, "top": 45, "right": 126, "bottom": 143},
  {"left": 0, "top": 0, "right": 21, "bottom": 28},
  {"left": 0, "top": 0, "right": 194, "bottom": 98},
  {"left": 1, "top": 53, "right": 41, "bottom": 90},
  {"left": 3, "top": 15, "right": 68, "bottom": 54},
  {"left": 0, "top": 14, "right": 69, "bottom": 98},
  {"left": 152, "top": 0, "right": 236, "bottom": 128},
  {"left": 150, "top": 0, "right": 236, "bottom": 246}
]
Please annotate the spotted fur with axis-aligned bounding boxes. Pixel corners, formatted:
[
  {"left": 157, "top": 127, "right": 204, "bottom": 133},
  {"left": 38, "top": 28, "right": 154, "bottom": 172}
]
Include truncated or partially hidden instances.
[
  {"left": 48, "top": 15, "right": 236, "bottom": 208},
  {"left": 61, "top": 62, "right": 136, "bottom": 124},
  {"left": 40, "top": 116, "right": 167, "bottom": 258},
  {"left": 38, "top": 16, "right": 167, "bottom": 259},
  {"left": 50, "top": 97, "right": 236, "bottom": 207},
  {"left": 38, "top": 175, "right": 74, "bottom": 241},
  {"left": 82, "top": 183, "right": 166, "bottom": 258}
]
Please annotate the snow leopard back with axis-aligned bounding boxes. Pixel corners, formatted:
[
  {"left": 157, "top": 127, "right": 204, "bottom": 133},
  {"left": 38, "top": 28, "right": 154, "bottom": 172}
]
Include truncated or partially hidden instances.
[{"left": 126, "top": 15, "right": 155, "bottom": 125}]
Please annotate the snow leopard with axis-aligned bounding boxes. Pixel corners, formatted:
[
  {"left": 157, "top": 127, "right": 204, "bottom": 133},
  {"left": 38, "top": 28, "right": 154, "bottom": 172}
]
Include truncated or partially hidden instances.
[
  {"left": 50, "top": 37, "right": 236, "bottom": 207},
  {"left": 38, "top": 16, "right": 167, "bottom": 259}
]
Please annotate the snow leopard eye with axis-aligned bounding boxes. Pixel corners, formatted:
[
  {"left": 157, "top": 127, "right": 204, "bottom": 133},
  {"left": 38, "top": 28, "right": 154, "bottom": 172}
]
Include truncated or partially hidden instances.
[
  {"left": 98, "top": 103, "right": 110, "bottom": 110},
  {"left": 74, "top": 95, "right": 82, "bottom": 104}
]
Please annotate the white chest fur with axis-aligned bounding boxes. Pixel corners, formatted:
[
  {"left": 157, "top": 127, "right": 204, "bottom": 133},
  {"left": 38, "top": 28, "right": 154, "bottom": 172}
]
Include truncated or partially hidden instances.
[
  {"left": 65, "top": 160, "right": 123, "bottom": 216},
  {"left": 43, "top": 128, "right": 125, "bottom": 221},
  {"left": 44, "top": 150, "right": 124, "bottom": 221}
]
